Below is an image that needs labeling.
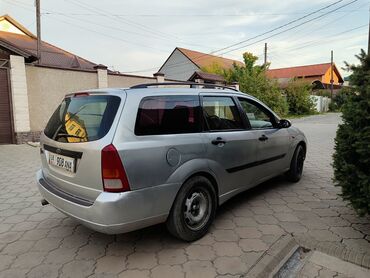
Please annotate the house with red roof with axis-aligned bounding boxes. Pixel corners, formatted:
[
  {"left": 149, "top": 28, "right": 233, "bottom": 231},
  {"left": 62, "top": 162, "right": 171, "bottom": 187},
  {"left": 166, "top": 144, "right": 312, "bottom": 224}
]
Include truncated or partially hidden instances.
[
  {"left": 0, "top": 15, "right": 97, "bottom": 71},
  {"left": 0, "top": 15, "right": 163, "bottom": 144},
  {"left": 267, "top": 63, "right": 344, "bottom": 89},
  {"left": 159, "top": 48, "right": 343, "bottom": 91},
  {"left": 159, "top": 47, "right": 244, "bottom": 81}
]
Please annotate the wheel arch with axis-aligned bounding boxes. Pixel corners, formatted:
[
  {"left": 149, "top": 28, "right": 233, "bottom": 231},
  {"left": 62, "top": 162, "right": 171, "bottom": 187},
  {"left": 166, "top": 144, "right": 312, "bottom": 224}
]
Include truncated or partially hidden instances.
[
  {"left": 297, "top": 140, "right": 307, "bottom": 158},
  {"left": 167, "top": 170, "right": 220, "bottom": 222}
]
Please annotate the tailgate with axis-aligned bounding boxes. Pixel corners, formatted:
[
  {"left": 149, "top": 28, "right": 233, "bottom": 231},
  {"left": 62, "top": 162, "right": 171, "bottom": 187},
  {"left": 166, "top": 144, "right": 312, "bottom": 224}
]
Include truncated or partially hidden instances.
[{"left": 40, "top": 93, "right": 124, "bottom": 202}]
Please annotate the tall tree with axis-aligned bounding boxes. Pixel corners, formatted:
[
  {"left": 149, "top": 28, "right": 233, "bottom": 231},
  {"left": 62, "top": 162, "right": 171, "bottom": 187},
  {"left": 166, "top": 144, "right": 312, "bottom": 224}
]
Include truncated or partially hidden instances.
[
  {"left": 333, "top": 50, "right": 370, "bottom": 216},
  {"left": 228, "top": 53, "right": 288, "bottom": 116},
  {"left": 203, "top": 52, "right": 288, "bottom": 116}
]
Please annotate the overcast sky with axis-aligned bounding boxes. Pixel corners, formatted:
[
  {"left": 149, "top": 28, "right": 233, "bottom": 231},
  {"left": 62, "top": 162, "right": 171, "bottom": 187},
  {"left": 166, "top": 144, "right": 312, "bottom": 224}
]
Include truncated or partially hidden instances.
[{"left": 1, "top": 0, "right": 368, "bottom": 76}]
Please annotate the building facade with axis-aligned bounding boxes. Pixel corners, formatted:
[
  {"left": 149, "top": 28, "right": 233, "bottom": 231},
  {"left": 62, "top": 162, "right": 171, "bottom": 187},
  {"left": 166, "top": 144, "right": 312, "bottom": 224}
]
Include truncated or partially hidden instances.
[
  {"left": 266, "top": 63, "right": 344, "bottom": 89},
  {"left": 159, "top": 47, "right": 243, "bottom": 81}
]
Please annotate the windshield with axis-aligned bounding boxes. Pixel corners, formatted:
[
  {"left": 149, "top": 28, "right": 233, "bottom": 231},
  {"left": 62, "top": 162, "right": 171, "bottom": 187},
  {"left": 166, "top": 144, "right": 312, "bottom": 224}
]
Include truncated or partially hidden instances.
[{"left": 44, "top": 95, "right": 121, "bottom": 143}]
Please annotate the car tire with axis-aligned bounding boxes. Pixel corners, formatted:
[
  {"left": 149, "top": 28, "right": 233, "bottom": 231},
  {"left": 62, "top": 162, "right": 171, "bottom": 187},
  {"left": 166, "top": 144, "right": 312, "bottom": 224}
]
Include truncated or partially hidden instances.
[
  {"left": 286, "top": 144, "right": 305, "bottom": 182},
  {"left": 166, "top": 176, "right": 217, "bottom": 242}
]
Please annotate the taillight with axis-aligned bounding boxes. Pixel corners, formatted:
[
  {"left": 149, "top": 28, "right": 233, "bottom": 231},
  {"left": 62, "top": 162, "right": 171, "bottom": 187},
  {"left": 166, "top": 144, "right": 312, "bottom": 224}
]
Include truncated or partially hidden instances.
[{"left": 101, "top": 144, "right": 130, "bottom": 192}]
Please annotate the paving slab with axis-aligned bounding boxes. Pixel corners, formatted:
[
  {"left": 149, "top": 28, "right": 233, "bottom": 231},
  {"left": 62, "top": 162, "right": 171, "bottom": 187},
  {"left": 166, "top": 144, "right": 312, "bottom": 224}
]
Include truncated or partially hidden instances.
[
  {"left": 302, "top": 251, "right": 370, "bottom": 278},
  {"left": 0, "top": 113, "right": 369, "bottom": 277}
]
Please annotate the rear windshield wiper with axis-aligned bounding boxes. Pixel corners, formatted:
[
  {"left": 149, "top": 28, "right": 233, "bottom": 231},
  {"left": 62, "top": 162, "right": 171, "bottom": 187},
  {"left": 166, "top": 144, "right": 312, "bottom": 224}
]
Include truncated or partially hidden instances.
[
  {"left": 51, "top": 104, "right": 88, "bottom": 140},
  {"left": 55, "top": 133, "right": 86, "bottom": 139}
]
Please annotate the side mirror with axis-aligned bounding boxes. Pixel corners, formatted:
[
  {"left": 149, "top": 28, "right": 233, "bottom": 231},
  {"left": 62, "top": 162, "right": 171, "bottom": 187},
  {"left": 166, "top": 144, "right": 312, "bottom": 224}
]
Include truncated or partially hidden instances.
[{"left": 278, "top": 119, "right": 291, "bottom": 129}]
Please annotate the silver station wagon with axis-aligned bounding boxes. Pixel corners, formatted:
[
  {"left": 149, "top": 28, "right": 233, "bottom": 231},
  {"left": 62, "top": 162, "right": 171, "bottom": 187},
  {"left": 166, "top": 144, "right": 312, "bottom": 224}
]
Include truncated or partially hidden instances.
[{"left": 36, "top": 82, "right": 307, "bottom": 241}]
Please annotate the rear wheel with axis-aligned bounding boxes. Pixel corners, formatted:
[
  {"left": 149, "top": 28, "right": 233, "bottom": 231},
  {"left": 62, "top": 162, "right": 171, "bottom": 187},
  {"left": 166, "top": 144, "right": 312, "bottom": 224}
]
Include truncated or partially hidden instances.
[
  {"left": 166, "top": 176, "right": 217, "bottom": 242},
  {"left": 286, "top": 144, "right": 305, "bottom": 182}
]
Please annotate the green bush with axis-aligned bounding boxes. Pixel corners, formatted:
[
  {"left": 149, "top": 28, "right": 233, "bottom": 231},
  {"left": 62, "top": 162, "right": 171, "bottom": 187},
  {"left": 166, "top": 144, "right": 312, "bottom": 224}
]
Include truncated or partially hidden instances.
[
  {"left": 329, "top": 87, "right": 352, "bottom": 111},
  {"left": 328, "top": 101, "right": 337, "bottom": 112},
  {"left": 285, "top": 79, "right": 316, "bottom": 115},
  {"left": 224, "top": 53, "right": 288, "bottom": 116},
  {"left": 315, "top": 89, "right": 331, "bottom": 97},
  {"left": 333, "top": 50, "right": 370, "bottom": 216}
]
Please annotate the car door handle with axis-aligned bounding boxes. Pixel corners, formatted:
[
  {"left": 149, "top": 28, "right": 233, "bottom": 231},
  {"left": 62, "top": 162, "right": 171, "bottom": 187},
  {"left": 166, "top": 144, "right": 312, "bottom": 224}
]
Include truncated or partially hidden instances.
[
  {"left": 258, "top": 135, "right": 268, "bottom": 141},
  {"left": 211, "top": 137, "right": 226, "bottom": 145}
]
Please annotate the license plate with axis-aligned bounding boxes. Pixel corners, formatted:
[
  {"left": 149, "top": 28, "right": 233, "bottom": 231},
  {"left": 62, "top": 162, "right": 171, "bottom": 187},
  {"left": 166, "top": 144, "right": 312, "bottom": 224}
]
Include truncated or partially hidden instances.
[{"left": 47, "top": 151, "right": 76, "bottom": 173}]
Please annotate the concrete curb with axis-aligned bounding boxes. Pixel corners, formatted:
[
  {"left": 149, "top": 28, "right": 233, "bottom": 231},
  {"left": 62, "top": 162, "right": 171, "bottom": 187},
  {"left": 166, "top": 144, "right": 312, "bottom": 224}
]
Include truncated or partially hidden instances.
[
  {"left": 243, "top": 234, "right": 370, "bottom": 278},
  {"left": 26, "top": 141, "right": 40, "bottom": 147},
  {"left": 243, "top": 234, "right": 299, "bottom": 278},
  {"left": 295, "top": 235, "right": 370, "bottom": 270}
]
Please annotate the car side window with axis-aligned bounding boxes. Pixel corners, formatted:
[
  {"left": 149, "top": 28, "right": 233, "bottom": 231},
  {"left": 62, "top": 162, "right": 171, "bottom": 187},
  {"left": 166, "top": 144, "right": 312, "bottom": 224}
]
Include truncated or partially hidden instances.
[
  {"left": 135, "top": 95, "right": 201, "bottom": 135},
  {"left": 202, "top": 96, "right": 243, "bottom": 131},
  {"left": 238, "top": 98, "right": 275, "bottom": 129}
]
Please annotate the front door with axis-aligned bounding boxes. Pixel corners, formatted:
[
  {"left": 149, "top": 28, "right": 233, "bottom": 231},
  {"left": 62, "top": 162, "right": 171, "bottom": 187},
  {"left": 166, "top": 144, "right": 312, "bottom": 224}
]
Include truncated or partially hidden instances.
[
  {"left": 200, "top": 94, "right": 259, "bottom": 197},
  {"left": 237, "top": 97, "right": 291, "bottom": 182}
]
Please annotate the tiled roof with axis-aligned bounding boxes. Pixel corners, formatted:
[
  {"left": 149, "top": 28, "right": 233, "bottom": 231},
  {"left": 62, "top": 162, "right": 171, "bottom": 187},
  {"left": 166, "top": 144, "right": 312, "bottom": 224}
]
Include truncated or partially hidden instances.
[
  {"left": 0, "top": 30, "right": 97, "bottom": 71},
  {"left": 266, "top": 63, "right": 332, "bottom": 79},
  {"left": 189, "top": 71, "right": 225, "bottom": 82},
  {"left": 177, "top": 47, "right": 244, "bottom": 70}
]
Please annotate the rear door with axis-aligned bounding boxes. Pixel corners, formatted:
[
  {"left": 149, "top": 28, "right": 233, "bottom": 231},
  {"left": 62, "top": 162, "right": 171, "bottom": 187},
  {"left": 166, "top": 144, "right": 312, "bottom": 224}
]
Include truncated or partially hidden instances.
[
  {"left": 40, "top": 92, "right": 123, "bottom": 202},
  {"left": 113, "top": 93, "right": 206, "bottom": 191},
  {"left": 237, "top": 97, "right": 291, "bottom": 182},
  {"left": 200, "top": 94, "right": 259, "bottom": 196}
]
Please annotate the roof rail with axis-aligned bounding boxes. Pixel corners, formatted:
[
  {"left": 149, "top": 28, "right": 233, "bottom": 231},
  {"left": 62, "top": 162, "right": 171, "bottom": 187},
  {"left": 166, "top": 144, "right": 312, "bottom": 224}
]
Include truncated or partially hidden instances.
[{"left": 129, "top": 82, "right": 239, "bottom": 92}]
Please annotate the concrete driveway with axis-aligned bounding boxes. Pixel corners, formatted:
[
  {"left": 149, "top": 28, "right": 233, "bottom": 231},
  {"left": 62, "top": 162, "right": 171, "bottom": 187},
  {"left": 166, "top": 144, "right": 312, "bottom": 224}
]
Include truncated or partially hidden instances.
[{"left": 0, "top": 113, "right": 369, "bottom": 278}]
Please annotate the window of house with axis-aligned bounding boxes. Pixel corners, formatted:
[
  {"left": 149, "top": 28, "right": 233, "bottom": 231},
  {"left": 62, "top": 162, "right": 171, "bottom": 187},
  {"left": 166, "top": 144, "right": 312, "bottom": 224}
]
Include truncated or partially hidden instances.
[
  {"left": 135, "top": 95, "right": 201, "bottom": 135},
  {"left": 202, "top": 96, "right": 243, "bottom": 131}
]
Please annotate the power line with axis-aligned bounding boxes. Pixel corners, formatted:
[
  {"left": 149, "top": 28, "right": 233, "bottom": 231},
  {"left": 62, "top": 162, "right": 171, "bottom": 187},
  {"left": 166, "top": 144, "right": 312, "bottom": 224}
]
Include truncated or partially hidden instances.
[
  {"left": 266, "top": 1, "right": 368, "bottom": 50},
  {"left": 42, "top": 14, "right": 169, "bottom": 53},
  {"left": 270, "top": 3, "right": 368, "bottom": 53},
  {"left": 32, "top": 10, "right": 367, "bottom": 17},
  {"left": 62, "top": 0, "right": 215, "bottom": 49},
  {"left": 212, "top": 0, "right": 346, "bottom": 55},
  {"left": 161, "top": 24, "right": 367, "bottom": 75},
  {"left": 2, "top": 0, "right": 33, "bottom": 12},
  {"left": 64, "top": 0, "right": 182, "bottom": 41},
  {"left": 46, "top": 11, "right": 211, "bottom": 49},
  {"left": 267, "top": 24, "right": 367, "bottom": 66},
  {"left": 3, "top": 0, "right": 171, "bottom": 53},
  {"left": 4, "top": 0, "right": 362, "bottom": 75},
  {"left": 3, "top": 0, "right": 205, "bottom": 52},
  {"left": 218, "top": 0, "right": 359, "bottom": 55},
  {"left": 272, "top": 24, "right": 367, "bottom": 54},
  {"left": 7, "top": 0, "right": 208, "bottom": 48},
  {"left": 125, "top": 0, "right": 356, "bottom": 73}
]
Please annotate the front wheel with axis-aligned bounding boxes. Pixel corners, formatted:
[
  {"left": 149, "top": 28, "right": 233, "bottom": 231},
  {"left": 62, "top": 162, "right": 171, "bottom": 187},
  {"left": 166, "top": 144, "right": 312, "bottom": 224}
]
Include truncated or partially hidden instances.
[
  {"left": 166, "top": 176, "right": 217, "bottom": 242},
  {"left": 286, "top": 144, "right": 305, "bottom": 182}
]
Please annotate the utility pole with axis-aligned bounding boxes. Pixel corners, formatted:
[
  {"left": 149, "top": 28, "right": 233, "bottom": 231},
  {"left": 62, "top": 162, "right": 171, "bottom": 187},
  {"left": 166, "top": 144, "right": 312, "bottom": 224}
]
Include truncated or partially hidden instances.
[
  {"left": 36, "top": 0, "right": 41, "bottom": 64},
  {"left": 330, "top": 50, "right": 334, "bottom": 98},
  {"left": 264, "top": 43, "right": 267, "bottom": 67}
]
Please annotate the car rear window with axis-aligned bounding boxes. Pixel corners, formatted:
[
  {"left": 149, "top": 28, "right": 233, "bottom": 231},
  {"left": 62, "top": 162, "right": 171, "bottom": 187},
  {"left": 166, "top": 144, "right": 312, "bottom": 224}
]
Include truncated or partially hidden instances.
[
  {"left": 44, "top": 95, "right": 121, "bottom": 143},
  {"left": 135, "top": 95, "right": 201, "bottom": 135}
]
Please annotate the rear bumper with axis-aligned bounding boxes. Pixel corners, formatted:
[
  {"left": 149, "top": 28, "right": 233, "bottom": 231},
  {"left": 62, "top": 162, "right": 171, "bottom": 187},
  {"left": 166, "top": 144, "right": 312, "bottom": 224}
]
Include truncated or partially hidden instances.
[{"left": 36, "top": 170, "right": 180, "bottom": 234}]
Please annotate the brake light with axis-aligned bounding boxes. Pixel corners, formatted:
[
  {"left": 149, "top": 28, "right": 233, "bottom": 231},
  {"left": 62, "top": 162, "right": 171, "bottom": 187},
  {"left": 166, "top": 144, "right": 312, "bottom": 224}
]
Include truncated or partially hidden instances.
[
  {"left": 73, "top": 92, "right": 90, "bottom": 97},
  {"left": 101, "top": 144, "right": 130, "bottom": 192}
]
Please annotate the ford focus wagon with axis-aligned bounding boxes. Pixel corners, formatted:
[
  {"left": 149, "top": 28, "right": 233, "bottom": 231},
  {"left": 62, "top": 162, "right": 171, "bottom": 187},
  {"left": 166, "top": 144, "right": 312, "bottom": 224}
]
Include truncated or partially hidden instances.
[{"left": 36, "top": 82, "right": 307, "bottom": 241}]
